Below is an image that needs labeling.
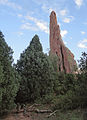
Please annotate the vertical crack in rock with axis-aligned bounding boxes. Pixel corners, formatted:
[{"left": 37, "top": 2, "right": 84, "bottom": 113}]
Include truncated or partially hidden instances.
[{"left": 60, "top": 46, "right": 66, "bottom": 73}]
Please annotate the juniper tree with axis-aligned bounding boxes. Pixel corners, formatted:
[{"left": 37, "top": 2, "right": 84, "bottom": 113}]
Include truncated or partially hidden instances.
[{"left": 16, "top": 35, "right": 54, "bottom": 103}]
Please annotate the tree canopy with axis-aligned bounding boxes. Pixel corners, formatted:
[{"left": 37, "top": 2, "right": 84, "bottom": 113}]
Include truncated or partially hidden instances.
[
  {"left": 16, "top": 35, "right": 54, "bottom": 103},
  {"left": 0, "top": 31, "right": 20, "bottom": 114}
]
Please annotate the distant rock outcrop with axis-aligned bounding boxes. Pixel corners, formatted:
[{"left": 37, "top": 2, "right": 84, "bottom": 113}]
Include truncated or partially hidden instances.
[{"left": 50, "top": 11, "right": 76, "bottom": 73}]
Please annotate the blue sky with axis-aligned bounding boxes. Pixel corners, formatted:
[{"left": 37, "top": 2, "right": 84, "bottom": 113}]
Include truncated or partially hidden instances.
[{"left": 0, "top": 0, "right": 87, "bottom": 63}]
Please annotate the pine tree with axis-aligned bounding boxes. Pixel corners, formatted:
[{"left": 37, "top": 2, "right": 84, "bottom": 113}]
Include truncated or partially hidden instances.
[
  {"left": 16, "top": 35, "right": 54, "bottom": 103},
  {"left": 0, "top": 31, "right": 20, "bottom": 114}
]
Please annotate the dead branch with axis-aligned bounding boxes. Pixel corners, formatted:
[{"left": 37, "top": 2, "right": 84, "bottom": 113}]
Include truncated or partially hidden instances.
[
  {"left": 46, "top": 110, "right": 58, "bottom": 118},
  {"left": 35, "top": 109, "right": 52, "bottom": 113},
  {"left": 28, "top": 103, "right": 41, "bottom": 109}
]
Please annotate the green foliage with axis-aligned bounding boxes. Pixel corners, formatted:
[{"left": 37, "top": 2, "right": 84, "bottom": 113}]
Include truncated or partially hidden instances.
[
  {"left": 0, "top": 32, "right": 13, "bottom": 64},
  {"left": 0, "top": 62, "right": 4, "bottom": 111},
  {"left": 53, "top": 91, "right": 79, "bottom": 110},
  {"left": 53, "top": 72, "right": 87, "bottom": 110},
  {"left": 0, "top": 29, "right": 86, "bottom": 115},
  {"left": 52, "top": 73, "right": 77, "bottom": 110},
  {"left": 75, "top": 73, "right": 87, "bottom": 107},
  {"left": 48, "top": 54, "right": 61, "bottom": 95},
  {"left": 55, "top": 110, "right": 83, "bottom": 120},
  {"left": 53, "top": 73, "right": 76, "bottom": 95},
  {"left": 78, "top": 52, "right": 87, "bottom": 73},
  {"left": 49, "top": 53, "right": 59, "bottom": 73},
  {"left": 0, "top": 31, "right": 20, "bottom": 114},
  {"left": 16, "top": 35, "right": 54, "bottom": 103}
]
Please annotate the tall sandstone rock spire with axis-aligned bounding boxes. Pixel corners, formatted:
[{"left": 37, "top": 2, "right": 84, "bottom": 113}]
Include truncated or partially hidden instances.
[{"left": 50, "top": 11, "right": 76, "bottom": 73}]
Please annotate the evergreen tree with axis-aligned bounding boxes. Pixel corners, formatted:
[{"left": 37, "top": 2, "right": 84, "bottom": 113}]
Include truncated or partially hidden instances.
[
  {"left": 16, "top": 35, "right": 54, "bottom": 103},
  {"left": 0, "top": 31, "right": 20, "bottom": 114},
  {"left": 78, "top": 52, "right": 87, "bottom": 73},
  {"left": 0, "top": 62, "right": 4, "bottom": 111},
  {"left": 77, "top": 52, "right": 87, "bottom": 107}
]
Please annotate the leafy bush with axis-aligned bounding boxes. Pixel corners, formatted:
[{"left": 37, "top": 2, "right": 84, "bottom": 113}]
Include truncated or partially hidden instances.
[{"left": 53, "top": 72, "right": 87, "bottom": 110}]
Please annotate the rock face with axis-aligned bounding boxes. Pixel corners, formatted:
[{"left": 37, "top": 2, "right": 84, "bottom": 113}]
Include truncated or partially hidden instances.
[{"left": 50, "top": 11, "right": 76, "bottom": 73}]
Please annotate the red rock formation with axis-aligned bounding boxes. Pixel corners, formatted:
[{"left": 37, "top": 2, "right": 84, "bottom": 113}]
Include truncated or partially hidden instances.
[{"left": 50, "top": 11, "right": 76, "bottom": 73}]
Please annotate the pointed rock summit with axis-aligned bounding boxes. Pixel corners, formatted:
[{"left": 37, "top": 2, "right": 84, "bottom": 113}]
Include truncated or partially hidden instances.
[{"left": 50, "top": 11, "right": 76, "bottom": 73}]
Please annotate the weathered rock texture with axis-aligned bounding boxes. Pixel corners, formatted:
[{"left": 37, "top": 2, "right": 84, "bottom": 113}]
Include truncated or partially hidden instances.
[{"left": 50, "top": 11, "right": 76, "bottom": 73}]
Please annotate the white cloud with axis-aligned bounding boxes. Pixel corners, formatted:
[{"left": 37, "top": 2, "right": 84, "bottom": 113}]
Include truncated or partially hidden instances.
[
  {"left": 74, "top": 0, "right": 83, "bottom": 7},
  {"left": 59, "top": 9, "right": 67, "bottom": 16},
  {"left": 81, "top": 31, "right": 86, "bottom": 35},
  {"left": 25, "top": 15, "right": 49, "bottom": 34},
  {"left": 17, "top": 14, "right": 23, "bottom": 18},
  {"left": 61, "top": 30, "right": 68, "bottom": 38},
  {"left": 63, "top": 41, "right": 67, "bottom": 45},
  {"left": 0, "top": 0, "right": 22, "bottom": 10},
  {"left": 63, "top": 16, "right": 74, "bottom": 23},
  {"left": 21, "top": 23, "right": 38, "bottom": 31},
  {"left": 21, "top": 23, "right": 31, "bottom": 30},
  {"left": 25, "top": 15, "right": 37, "bottom": 22},
  {"left": 78, "top": 39, "right": 87, "bottom": 48},
  {"left": 36, "top": 21, "right": 49, "bottom": 34},
  {"left": 42, "top": 5, "right": 68, "bottom": 17},
  {"left": 82, "top": 39, "right": 87, "bottom": 43},
  {"left": 63, "top": 18, "right": 71, "bottom": 23},
  {"left": 78, "top": 43, "right": 87, "bottom": 48}
]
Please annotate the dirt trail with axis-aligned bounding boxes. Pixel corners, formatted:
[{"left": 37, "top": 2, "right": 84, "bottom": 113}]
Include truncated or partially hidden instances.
[
  {"left": 1, "top": 112, "right": 32, "bottom": 120},
  {"left": 0, "top": 104, "right": 52, "bottom": 120}
]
